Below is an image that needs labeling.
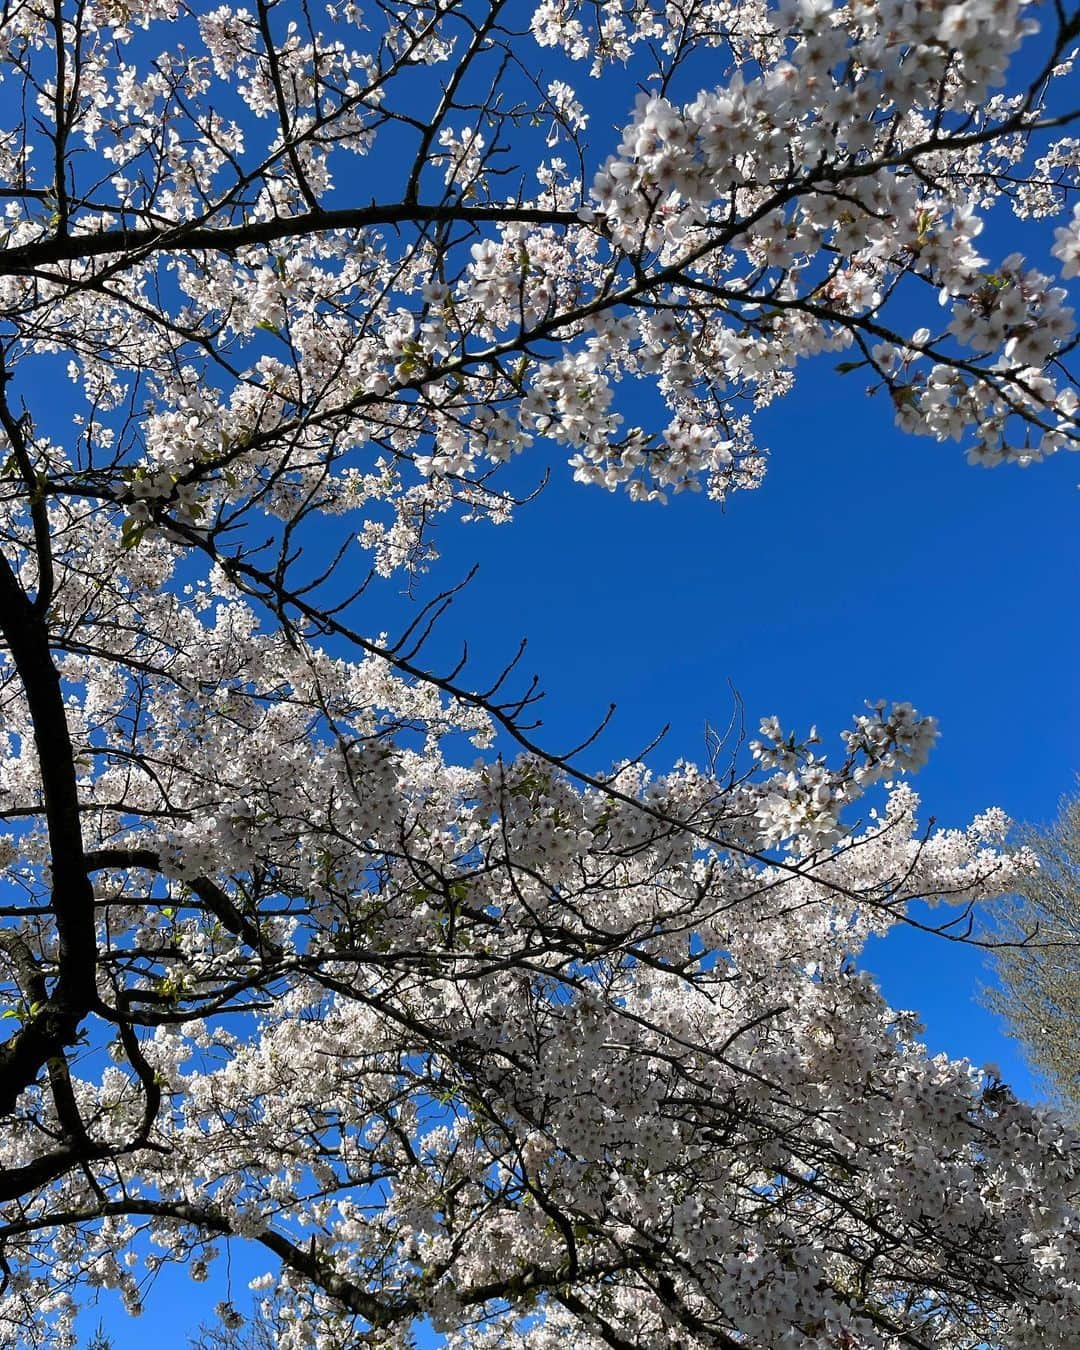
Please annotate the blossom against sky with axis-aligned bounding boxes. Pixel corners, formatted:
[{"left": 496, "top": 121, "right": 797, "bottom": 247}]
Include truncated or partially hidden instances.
[
  {"left": 3, "top": 0, "right": 1077, "bottom": 1340},
  {"left": 76, "top": 289, "right": 1080, "bottom": 1350}
]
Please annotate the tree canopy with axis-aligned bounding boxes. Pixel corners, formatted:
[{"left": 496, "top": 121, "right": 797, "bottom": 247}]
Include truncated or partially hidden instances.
[
  {"left": 0, "top": 0, "right": 1078, "bottom": 1345},
  {"left": 983, "top": 792, "right": 1080, "bottom": 1122}
]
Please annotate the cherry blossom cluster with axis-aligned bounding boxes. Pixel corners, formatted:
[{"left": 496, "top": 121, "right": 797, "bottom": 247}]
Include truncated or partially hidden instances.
[{"left": 0, "top": 0, "right": 1073, "bottom": 578}]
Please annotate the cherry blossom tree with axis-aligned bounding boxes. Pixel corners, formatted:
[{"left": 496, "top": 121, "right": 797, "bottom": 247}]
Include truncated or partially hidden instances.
[{"left": 0, "top": 0, "right": 1078, "bottom": 1345}]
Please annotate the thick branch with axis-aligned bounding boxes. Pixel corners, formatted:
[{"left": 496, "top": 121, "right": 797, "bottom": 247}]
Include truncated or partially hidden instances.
[
  {"left": 0, "top": 202, "right": 582, "bottom": 276},
  {"left": 0, "top": 554, "right": 95, "bottom": 1117}
]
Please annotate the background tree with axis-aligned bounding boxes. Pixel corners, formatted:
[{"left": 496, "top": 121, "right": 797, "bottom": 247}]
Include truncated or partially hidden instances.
[
  {"left": 0, "top": 0, "right": 1077, "bottom": 1345},
  {"left": 983, "top": 791, "right": 1080, "bottom": 1121},
  {"left": 189, "top": 1302, "right": 279, "bottom": 1350}
]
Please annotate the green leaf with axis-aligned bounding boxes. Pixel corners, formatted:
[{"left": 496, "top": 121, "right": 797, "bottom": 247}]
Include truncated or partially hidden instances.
[{"left": 120, "top": 517, "right": 148, "bottom": 550}]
